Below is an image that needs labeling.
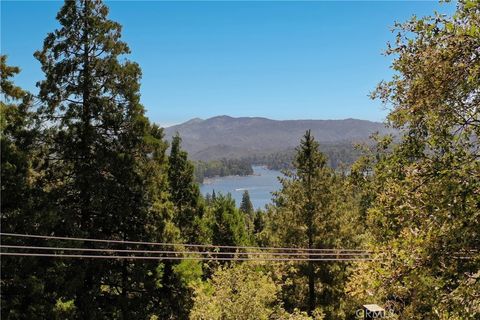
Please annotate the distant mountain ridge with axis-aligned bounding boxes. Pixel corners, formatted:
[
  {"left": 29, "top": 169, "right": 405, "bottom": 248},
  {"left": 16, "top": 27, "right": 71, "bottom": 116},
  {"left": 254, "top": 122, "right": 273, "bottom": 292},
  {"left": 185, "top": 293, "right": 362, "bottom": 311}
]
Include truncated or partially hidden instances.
[{"left": 164, "top": 115, "right": 389, "bottom": 161}]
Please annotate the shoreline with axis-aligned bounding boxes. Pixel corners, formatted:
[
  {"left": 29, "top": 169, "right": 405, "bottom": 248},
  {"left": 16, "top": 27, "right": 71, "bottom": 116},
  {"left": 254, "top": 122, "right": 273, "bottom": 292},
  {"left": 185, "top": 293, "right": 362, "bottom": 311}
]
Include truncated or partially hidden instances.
[{"left": 200, "top": 165, "right": 269, "bottom": 185}]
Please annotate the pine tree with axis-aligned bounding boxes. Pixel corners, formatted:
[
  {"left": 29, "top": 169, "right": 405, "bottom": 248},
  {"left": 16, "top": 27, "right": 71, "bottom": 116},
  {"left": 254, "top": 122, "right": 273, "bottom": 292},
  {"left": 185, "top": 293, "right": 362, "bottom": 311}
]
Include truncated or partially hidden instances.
[
  {"left": 1, "top": 55, "right": 35, "bottom": 230},
  {"left": 34, "top": 1, "right": 177, "bottom": 318},
  {"left": 239, "top": 190, "right": 254, "bottom": 215},
  {"left": 295, "top": 130, "right": 329, "bottom": 315},
  {"left": 240, "top": 190, "right": 258, "bottom": 243},
  {"left": 211, "top": 193, "right": 250, "bottom": 247},
  {"left": 1, "top": 56, "right": 57, "bottom": 319},
  {"left": 266, "top": 130, "right": 352, "bottom": 318},
  {"left": 168, "top": 133, "right": 203, "bottom": 243}
]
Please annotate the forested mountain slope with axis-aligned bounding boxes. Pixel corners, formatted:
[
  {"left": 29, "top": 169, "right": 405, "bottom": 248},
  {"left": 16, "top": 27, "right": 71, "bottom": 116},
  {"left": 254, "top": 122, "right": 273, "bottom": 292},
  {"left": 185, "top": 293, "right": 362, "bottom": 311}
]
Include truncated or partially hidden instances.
[{"left": 164, "top": 116, "right": 391, "bottom": 161}]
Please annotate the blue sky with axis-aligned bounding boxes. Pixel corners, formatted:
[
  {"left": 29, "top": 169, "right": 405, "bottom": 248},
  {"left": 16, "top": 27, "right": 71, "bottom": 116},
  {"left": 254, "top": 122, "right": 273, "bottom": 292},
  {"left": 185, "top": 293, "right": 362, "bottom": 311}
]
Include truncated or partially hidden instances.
[{"left": 2, "top": 1, "right": 455, "bottom": 127}]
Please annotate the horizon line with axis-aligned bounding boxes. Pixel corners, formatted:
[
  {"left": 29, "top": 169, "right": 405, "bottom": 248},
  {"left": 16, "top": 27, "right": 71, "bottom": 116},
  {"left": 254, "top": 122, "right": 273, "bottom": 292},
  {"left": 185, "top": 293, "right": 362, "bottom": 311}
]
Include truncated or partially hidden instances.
[{"left": 159, "top": 115, "right": 387, "bottom": 128}]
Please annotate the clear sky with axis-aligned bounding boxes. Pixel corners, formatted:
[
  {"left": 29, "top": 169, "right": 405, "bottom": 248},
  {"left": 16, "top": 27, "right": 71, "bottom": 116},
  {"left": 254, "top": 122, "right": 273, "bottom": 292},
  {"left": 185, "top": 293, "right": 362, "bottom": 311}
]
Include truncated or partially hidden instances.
[{"left": 2, "top": 1, "right": 455, "bottom": 127}]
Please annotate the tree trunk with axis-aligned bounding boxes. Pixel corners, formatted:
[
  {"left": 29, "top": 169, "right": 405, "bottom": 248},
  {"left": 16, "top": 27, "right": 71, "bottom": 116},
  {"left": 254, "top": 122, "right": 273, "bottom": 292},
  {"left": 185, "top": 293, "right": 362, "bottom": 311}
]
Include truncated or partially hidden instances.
[
  {"left": 308, "top": 234, "right": 315, "bottom": 315},
  {"left": 78, "top": 1, "right": 94, "bottom": 318}
]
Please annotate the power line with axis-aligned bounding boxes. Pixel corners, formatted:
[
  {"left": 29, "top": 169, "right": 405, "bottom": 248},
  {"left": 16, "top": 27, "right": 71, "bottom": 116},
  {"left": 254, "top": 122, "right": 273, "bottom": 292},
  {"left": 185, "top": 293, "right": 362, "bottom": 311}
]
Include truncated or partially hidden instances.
[
  {"left": 0, "top": 252, "right": 373, "bottom": 262},
  {"left": 0, "top": 235, "right": 475, "bottom": 261},
  {"left": 0, "top": 233, "right": 370, "bottom": 253},
  {"left": 0, "top": 233, "right": 373, "bottom": 262},
  {"left": 0, "top": 245, "right": 371, "bottom": 257}
]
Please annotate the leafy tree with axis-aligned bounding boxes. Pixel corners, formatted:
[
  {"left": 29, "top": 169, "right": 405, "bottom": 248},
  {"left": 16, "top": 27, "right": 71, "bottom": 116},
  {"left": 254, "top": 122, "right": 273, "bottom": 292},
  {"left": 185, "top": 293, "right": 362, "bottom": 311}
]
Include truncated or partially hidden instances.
[
  {"left": 347, "top": 1, "right": 480, "bottom": 319},
  {"left": 190, "top": 262, "right": 314, "bottom": 320},
  {"left": 195, "top": 192, "right": 251, "bottom": 265},
  {"left": 33, "top": 0, "right": 178, "bottom": 318}
]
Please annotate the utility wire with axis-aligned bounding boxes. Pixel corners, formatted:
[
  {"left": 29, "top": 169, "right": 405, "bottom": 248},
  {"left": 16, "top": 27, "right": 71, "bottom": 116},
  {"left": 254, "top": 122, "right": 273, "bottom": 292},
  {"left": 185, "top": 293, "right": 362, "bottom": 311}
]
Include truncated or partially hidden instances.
[
  {"left": 0, "top": 245, "right": 371, "bottom": 257},
  {"left": 0, "top": 252, "right": 373, "bottom": 262},
  {"left": 0, "top": 233, "right": 370, "bottom": 253},
  {"left": 2, "top": 234, "right": 474, "bottom": 261}
]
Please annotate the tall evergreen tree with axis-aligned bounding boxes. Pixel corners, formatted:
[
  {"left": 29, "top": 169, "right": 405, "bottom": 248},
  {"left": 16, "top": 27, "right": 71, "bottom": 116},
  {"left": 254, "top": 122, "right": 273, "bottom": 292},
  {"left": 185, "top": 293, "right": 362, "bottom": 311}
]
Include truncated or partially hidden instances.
[
  {"left": 266, "top": 130, "right": 354, "bottom": 318},
  {"left": 168, "top": 133, "right": 203, "bottom": 243},
  {"left": 294, "top": 130, "right": 330, "bottom": 315},
  {"left": 239, "top": 190, "right": 257, "bottom": 240},
  {"left": 239, "top": 190, "right": 254, "bottom": 215},
  {"left": 1, "top": 55, "right": 35, "bottom": 231},
  {"left": 0, "top": 56, "right": 57, "bottom": 319},
  {"left": 34, "top": 1, "right": 177, "bottom": 318}
]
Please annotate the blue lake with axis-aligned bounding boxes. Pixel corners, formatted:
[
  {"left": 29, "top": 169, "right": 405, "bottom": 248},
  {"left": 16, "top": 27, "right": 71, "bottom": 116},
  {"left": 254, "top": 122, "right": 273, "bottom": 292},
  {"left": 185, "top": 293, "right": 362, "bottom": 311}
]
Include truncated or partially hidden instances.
[{"left": 200, "top": 166, "right": 283, "bottom": 209}]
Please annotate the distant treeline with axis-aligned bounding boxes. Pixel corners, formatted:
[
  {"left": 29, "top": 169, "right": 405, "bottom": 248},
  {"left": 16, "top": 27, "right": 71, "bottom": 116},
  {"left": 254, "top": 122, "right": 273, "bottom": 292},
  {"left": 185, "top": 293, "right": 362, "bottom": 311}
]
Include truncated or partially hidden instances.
[
  {"left": 194, "top": 143, "right": 363, "bottom": 182},
  {"left": 194, "top": 158, "right": 253, "bottom": 183},
  {"left": 241, "top": 143, "right": 363, "bottom": 171}
]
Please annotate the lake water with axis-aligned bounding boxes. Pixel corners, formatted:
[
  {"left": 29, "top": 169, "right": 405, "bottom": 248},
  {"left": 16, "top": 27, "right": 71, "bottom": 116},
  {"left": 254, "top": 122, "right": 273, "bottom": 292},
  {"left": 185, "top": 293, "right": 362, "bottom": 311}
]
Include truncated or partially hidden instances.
[{"left": 200, "top": 166, "right": 283, "bottom": 209}]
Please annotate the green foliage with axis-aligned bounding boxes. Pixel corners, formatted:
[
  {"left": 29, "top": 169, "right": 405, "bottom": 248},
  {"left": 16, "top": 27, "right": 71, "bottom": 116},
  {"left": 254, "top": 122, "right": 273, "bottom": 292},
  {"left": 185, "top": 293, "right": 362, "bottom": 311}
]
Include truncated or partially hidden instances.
[
  {"left": 243, "top": 143, "right": 363, "bottom": 172},
  {"left": 268, "top": 131, "right": 334, "bottom": 248},
  {"left": 172, "top": 259, "right": 203, "bottom": 287},
  {"left": 4, "top": 0, "right": 180, "bottom": 318},
  {"left": 190, "top": 263, "right": 279, "bottom": 320},
  {"left": 210, "top": 193, "right": 251, "bottom": 247},
  {"left": 240, "top": 190, "right": 258, "bottom": 242},
  {"left": 2, "top": 1, "right": 478, "bottom": 319},
  {"left": 0, "top": 55, "right": 38, "bottom": 232},
  {"left": 190, "top": 262, "right": 314, "bottom": 320},
  {"left": 54, "top": 299, "right": 76, "bottom": 320},
  {"left": 262, "top": 130, "right": 365, "bottom": 319},
  {"left": 168, "top": 133, "right": 204, "bottom": 243},
  {"left": 347, "top": 1, "right": 480, "bottom": 319},
  {"left": 1, "top": 55, "right": 60, "bottom": 319},
  {"left": 194, "top": 158, "right": 253, "bottom": 183},
  {"left": 240, "top": 190, "right": 254, "bottom": 215}
]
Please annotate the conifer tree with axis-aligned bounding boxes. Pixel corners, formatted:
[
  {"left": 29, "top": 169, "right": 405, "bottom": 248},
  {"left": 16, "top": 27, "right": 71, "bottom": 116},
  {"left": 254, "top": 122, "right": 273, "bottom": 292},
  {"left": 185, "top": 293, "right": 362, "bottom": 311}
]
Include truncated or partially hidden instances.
[
  {"left": 0, "top": 56, "right": 56, "bottom": 319},
  {"left": 1, "top": 55, "right": 35, "bottom": 230},
  {"left": 211, "top": 193, "right": 250, "bottom": 247},
  {"left": 34, "top": 1, "right": 177, "bottom": 318},
  {"left": 168, "top": 133, "right": 203, "bottom": 243},
  {"left": 240, "top": 190, "right": 257, "bottom": 239},
  {"left": 239, "top": 190, "right": 254, "bottom": 215},
  {"left": 266, "top": 130, "right": 352, "bottom": 318},
  {"left": 295, "top": 130, "right": 330, "bottom": 315}
]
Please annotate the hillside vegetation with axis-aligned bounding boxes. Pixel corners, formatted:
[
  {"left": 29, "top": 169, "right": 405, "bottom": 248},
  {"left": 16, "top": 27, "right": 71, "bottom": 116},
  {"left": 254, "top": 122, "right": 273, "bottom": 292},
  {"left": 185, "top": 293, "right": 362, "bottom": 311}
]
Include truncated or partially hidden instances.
[
  {"left": 1, "top": 1, "right": 478, "bottom": 319},
  {"left": 166, "top": 117, "right": 375, "bottom": 178}
]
